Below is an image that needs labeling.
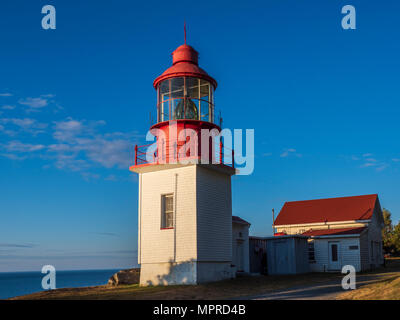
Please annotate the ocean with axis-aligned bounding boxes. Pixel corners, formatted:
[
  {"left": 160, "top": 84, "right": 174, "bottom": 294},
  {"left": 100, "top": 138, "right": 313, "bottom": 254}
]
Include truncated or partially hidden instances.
[{"left": 0, "top": 269, "right": 120, "bottom": 299}]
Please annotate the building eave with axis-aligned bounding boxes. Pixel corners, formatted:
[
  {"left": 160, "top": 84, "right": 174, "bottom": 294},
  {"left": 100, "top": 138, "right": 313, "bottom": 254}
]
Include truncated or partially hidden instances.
[{"left": 274, "top": 219, "right": 371, "bottom": 229}]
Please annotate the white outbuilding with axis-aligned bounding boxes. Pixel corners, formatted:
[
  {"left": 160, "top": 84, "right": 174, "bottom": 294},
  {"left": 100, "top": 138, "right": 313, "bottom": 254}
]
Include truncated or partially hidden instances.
[{"left": 274, "top": 194, "right": 384, "bottom": 272}]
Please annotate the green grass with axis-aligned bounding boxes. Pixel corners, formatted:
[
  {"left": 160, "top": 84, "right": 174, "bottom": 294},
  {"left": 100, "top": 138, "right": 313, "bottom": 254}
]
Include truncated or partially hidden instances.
[
  {"left": 13, "top": 258, "right": 400, "bottom": 300},
  {"left": 13, "top": 272, "right": 342, "bottom": 300}
]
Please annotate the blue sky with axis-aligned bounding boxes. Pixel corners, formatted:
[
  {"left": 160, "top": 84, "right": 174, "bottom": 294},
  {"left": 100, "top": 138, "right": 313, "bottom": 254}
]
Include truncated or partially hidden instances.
[{"left": 1, "top": 0, "right": 400, "bottom": 272}]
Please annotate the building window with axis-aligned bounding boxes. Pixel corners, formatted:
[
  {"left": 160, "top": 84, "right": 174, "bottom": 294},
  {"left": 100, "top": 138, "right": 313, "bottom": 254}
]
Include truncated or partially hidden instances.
[
  {"left": 331, "top": 244, "right": 338, "bottom": 262},
  {"left": 308, "top": 241, "right": 315, "bottom": 262},
  {"left": 161, "top": 194, "right": 174, "bottom": 229},
  {"left": 349, "top": 245, "right": 359, "bottom": 250}
]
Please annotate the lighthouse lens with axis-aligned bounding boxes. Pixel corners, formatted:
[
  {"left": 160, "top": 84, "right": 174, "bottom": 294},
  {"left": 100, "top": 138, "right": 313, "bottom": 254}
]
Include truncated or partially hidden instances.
[
  {"left": 158, "top": 77, "right": 213, "bottom": 122},
  {"left": 173, "top": 98, "right": 198, "bottom": 120}
]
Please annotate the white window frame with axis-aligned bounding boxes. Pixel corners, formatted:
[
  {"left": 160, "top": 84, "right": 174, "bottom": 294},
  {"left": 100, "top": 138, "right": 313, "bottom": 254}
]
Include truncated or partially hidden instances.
[{"left": 161, "top": 194, "right": 174, "bottom": 229}]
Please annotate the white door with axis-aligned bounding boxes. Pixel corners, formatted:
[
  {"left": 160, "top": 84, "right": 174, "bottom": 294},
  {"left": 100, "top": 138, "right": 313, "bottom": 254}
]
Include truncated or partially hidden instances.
[
  {"left": 236, "top": 241, "right": 244, "bottom": 271},
  {"left": 328, "top": 242, "right": 340, "bottom": 270},
  {"left": 274, "top": 241, "right": 289, "bottom": 274}
]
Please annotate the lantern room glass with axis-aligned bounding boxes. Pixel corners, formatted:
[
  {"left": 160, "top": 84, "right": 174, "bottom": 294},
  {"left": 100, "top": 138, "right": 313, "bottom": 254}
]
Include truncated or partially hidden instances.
[{"left": 157, "top": 77, "right": 214, "bottom": 123}]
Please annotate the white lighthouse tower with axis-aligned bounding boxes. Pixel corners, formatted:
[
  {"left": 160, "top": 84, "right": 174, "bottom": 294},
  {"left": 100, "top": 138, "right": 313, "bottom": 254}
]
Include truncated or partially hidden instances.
[{"left": 130, "top": 38, "right": 236, "bottom": 286}]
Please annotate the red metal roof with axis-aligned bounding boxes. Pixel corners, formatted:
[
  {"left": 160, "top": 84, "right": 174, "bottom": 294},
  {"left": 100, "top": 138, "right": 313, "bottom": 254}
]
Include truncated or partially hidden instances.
[
  {"left": 274, "top": 194, "right": 378, "bottom": 226},
  {"left": 232, "top": 216, "right": 251, "bottom": 225},
  {"left": 153, "top": 44, "right": 217, "bottom": 89},
  {"left": 302, "top": 227, "right": 367, "bottom": 237}
]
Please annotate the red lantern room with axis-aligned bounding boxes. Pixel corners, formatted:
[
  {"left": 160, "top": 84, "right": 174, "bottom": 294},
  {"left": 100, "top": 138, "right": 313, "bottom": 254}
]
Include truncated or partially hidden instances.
[
  {"left": 131, "top": 37, "right": 234, "bottom": 169},
  {"left": 153, "top": 44, "right": 217, "bottom": 124}
]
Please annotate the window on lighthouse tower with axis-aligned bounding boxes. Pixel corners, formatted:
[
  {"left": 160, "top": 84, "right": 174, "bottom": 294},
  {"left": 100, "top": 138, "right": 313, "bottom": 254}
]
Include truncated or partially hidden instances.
[{"left": 161, "top": 194, "right": 174, "bottom": 229}]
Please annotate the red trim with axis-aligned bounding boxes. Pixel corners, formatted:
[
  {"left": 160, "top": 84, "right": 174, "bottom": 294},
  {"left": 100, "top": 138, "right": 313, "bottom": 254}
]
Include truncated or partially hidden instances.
[
  {"left": 154, "top": 72, "right": 217, "bottom": 89},
  {"left": 302, "top": 227, "right": 367, "bottom": 237},
  {"left": 150, "top": 119, "right": 221, "bottom": 131},
  {"left": 160, "top": 227, "right": 174, "bottom": 230}
]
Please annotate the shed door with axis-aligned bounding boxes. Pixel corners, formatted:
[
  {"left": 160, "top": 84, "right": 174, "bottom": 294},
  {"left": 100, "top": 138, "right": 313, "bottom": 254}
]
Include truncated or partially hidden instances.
[
  {"left": 273, "top": 241, "right": 289, "bottom": 274},
  {"left": 236, "top": 240, "right": 244, "bottom": 271},
  {"left": 328, "top": 242, "right": 340, "bottom": 270}
]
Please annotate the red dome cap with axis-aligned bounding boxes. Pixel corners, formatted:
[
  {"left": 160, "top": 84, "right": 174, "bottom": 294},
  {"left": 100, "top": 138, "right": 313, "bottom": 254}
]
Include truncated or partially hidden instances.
[
  {"left": 153, "top": 44, "right": 217, "bottom": 89},
  {"left": 172, "top": 44, "right": 198, "bottom": 65}
]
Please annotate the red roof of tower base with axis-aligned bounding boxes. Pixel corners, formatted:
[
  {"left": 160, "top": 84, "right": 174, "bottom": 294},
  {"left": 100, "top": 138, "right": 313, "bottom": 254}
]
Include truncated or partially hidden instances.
[{"left": 232, "top": 216, "right": 251, "bottom": 225}]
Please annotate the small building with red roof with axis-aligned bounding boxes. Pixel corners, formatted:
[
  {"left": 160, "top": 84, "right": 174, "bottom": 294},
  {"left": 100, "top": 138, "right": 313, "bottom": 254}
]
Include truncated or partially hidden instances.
[{"left": 273, "top": 194, "right": 384, "bottom": 272}]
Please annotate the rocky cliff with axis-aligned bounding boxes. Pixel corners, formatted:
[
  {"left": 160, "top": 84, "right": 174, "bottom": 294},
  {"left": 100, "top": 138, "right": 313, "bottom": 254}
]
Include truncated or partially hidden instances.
[{"left": 107, "top": 268, "right": 140, "bottom": 286}]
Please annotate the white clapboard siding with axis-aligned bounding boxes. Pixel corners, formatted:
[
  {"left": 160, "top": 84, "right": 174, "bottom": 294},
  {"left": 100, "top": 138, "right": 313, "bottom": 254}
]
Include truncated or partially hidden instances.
[
  {"left": 139, "top": 165, "right": 197, "bottom": 264},
  {"left": 311, "top": 238, "right": 361, "bottom": 272},
  {"left": 196, "top": 165, "right": 232, "bottom": 262},
  {"left": 359, "top": 231, "right": 370, "bottom": 270},
  {"left": 232, "top": 223, "right": 250, "bottom": 273},
  {"left": 367, "top": 204, "right": 384, "bottom": 267}
]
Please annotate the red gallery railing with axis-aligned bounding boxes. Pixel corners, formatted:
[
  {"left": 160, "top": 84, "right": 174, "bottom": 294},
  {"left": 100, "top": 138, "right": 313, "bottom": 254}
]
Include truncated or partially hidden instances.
[{"left": 134, "top": 140, "right": 234, "bottom": 168}]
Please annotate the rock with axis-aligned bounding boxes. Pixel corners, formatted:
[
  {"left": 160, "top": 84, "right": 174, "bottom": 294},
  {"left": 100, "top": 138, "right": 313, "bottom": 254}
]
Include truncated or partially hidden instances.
[{"left": 107, "top": 268, "right": 140, "bottom": 286}]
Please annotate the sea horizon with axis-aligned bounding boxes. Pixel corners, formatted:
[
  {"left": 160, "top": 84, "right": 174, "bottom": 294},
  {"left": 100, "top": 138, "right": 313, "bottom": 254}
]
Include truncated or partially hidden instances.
[{"left": 0, "top": 268, "right": 126, "bottom": 300}]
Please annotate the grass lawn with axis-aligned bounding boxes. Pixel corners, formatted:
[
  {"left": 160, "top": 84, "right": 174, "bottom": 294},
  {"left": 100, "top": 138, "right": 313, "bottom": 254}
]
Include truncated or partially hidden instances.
[
  {"left": 12, "top": 258, "right": 400, "bottom": 300},
  {"left": 12, "top": 272, "right": 343, "bottom": 300},
  {"left": 337, "top": 258, "right": 400, "bottom": 300}
]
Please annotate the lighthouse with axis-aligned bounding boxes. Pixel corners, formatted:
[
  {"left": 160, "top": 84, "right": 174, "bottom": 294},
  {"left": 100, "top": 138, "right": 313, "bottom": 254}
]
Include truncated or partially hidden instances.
[{"left": 130, "top": 37, "right": 236, "bottom": 286}]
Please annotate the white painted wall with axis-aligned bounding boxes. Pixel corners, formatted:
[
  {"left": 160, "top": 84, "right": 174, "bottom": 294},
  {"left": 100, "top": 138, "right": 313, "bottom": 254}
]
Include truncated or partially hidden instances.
[
  {"left": 367, "top": 204, "right": 384, "bottom": 268},
  {"left": 139, "top": 165, "right": 197, "bottom": 266},
  {"left": 196, "top": 165, "right": 232, "bottom": 262},
  {"left": 232, "top": 222, "right": 250, "bottom": 273},
  {"left": 310, "top": 237, "right": 361, "bottom": 272},
  {"left": 137, "top": 164, "right": 234, "bottom": 285}
]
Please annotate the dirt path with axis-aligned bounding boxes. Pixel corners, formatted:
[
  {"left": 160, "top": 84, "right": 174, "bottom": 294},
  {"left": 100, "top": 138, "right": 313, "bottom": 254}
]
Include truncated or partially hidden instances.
[{"left": 240, "top": 273, "right": 391, "bottom": 300}]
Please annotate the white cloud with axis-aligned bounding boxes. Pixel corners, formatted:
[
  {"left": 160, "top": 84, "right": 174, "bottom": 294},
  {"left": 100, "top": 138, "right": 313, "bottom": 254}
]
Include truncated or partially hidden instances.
[
  {"left": 2, "top": 105, "right": 15, "bottom": 110},
  {"left": 19, "top": 97, "right": 48, "bottom": 109},
  {"left": 81, "top": 172, "right": 101, "bottom": 181},
  {"left": 3, "top": 141, "right": 45, "bottom": 153},
  {"left": 0, "top": 93, "right": 12, "bottom": 97},
  {"left": 46, "top": 118, "right": 138, "bottom": 175},
  {"left": 0, "top": 153, "right": 27, "bottom": 160},
  {"left": 105, "top": 174, "right": 117, "bottom": 181},
  {"left": 0, "top": 103, "right": 139, "bottom": 179},
  {"left": 361, "top": 162, "right": 377, "bottom": 168},
  {"left": 53, "top": 118, "right": 83, "bottom": 141},
  {"left": 359, "top": 157, "right": 389, "bottom": 172},
  {"left": 280, "top": 148, "right": 302, "bottom": 158},
  {"left": 376, "top": 164, "right": 389, "bottom": 172},
  {"left": 0, "top": 118, "right": 47, "bottom": 135}
]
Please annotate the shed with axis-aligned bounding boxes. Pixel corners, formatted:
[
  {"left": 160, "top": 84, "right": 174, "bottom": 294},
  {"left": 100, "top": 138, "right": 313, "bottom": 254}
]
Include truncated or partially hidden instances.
[
  {"left": 249, "top": 236, "right": 267, "bottom": 274},
  {"left": 265, "top": 235, "right": 310, "bottom": 275}
]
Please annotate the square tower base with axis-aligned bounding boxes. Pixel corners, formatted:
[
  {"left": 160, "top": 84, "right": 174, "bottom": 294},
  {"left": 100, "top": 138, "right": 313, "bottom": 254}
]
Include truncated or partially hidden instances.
[{"left": 140, "top": 261, "right": 234, "bottom": 286}]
